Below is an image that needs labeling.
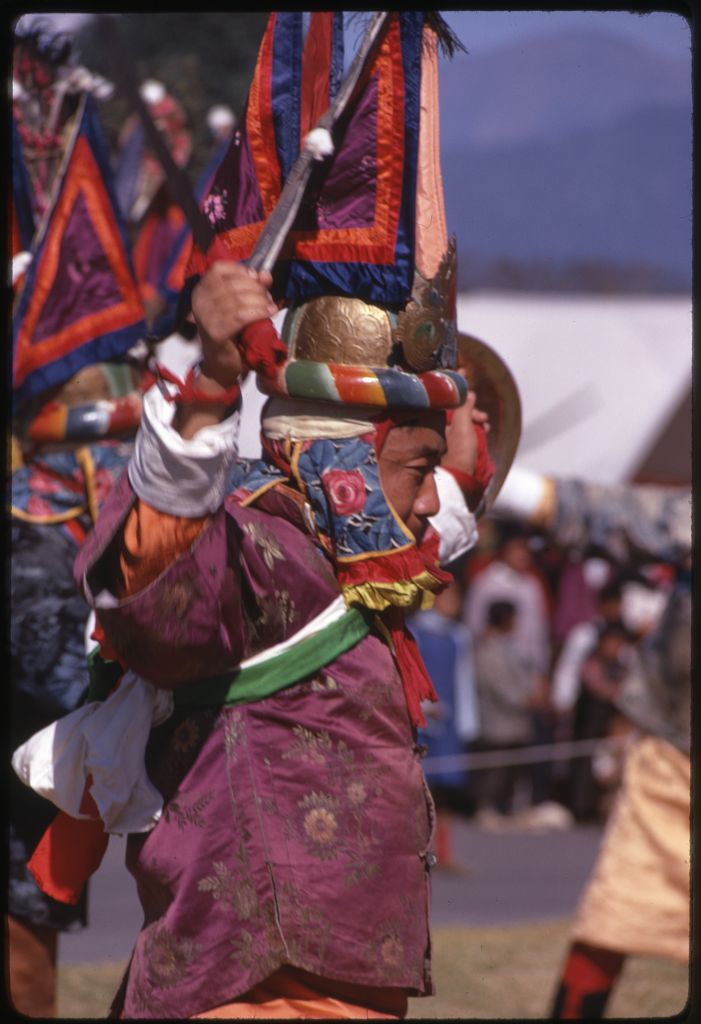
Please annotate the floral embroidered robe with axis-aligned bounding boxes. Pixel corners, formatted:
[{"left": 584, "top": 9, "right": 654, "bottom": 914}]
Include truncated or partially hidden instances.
[{"left": 75, "top": 469, "right": 436, "bottom": 1020}]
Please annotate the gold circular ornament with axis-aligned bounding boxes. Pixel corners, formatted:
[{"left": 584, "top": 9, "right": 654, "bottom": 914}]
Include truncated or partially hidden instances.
[
  {"left": 283, "top": 296, "right": 394, "bottom": 367},
  {"left": 392, "top": 301, "right": 444, "bottom": 372}
]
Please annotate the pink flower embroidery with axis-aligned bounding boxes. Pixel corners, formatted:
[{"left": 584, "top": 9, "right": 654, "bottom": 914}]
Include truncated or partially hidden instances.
[
  {"left": 203, "top": 189, "right": 228, "bottom": 225},
  {"left": 323, "top": 469, "right": 367, "bottom": 517}
]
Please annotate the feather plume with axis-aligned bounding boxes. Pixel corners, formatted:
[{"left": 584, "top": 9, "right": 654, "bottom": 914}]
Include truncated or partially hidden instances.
[{"left": 424, "top": 12, "right": 467, "bottom": 57}]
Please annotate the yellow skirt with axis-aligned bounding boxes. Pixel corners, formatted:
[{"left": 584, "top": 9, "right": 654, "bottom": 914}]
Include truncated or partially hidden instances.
[{"left": 572, "top": 734, "right": 690, "bottom": 963}]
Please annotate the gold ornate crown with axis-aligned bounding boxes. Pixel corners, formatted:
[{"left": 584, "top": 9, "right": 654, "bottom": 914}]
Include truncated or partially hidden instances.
[{"left": 282, "top": 237, "right": 458, "bottom": 376}]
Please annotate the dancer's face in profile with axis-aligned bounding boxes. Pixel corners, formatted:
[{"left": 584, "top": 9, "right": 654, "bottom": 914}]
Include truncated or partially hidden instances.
[{"left": 378, "top": 414, "right": 446, "bottom": 542}]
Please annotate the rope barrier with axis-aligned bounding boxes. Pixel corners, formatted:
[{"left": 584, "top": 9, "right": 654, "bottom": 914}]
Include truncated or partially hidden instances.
[{"left": 423, "top": 733, "right": 631, "bottom": 774}]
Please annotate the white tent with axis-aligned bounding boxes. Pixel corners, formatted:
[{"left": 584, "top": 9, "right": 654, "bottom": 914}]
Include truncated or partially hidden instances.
[{"left": 457, "top": 291, "right": 692, "bottom": 485}]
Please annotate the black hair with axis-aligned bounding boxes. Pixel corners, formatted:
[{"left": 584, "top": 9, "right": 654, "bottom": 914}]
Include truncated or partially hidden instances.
[
  {"left": 497, "top": 522, "right": 530, "bottom": 547},
  {"left": 597, "top": 622, "right": 631, "bottom": 646},
  {"left": 487, "top": 600, "right": 517, "bottom": 629},
  {"left": 597, "top": 582, "right": 623, "bottom": 605}
]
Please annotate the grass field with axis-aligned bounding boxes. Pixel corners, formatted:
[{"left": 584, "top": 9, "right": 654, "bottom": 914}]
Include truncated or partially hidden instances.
[
  {"left": 406, "top": 921, "right": 689, "bottom": 1019},
  {"left": 57, "top": 919, "right": 689, "bottom": 1019}
]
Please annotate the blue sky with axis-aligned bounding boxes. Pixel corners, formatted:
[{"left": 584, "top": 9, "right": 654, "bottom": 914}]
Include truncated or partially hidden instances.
[{"left": 442, "top": 9, "right": 691, "bottom": 58}]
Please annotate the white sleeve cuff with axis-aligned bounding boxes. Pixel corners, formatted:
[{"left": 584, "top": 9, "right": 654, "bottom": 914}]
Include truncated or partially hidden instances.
[
  {"left": 128, "top": 383, "right": 240, "bottom": 516},
  {"left": 431, "top": 467, "right": 479, "bottom": 565}
]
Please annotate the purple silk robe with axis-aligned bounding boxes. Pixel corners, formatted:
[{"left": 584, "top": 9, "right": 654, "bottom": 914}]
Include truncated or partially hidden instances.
[{"left": 75, "top": 470, "right": 436, "bottom": 1019}]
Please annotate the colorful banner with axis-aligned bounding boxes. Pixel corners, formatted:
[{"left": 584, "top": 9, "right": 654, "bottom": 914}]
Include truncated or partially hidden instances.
[
  {"left": 186, "top": 12, "right": 424, "bottom": 307},
  {"left": 12, "top": 96, "right": 147, "bottom": 408},
  {"left": 144, "top": 136, "right": 231, "bottom": 333},
  {"left": 131, "top": 186, "right": 186, "bottom": 313}
]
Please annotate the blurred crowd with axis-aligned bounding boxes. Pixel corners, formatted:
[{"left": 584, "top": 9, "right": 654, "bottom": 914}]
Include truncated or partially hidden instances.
[{"left": 412, "top": 515, "right": 674, "bottom": 851}]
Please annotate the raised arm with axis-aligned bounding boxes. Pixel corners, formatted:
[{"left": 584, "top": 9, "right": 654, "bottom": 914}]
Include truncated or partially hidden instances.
[
  {"left": 74, "top": 263, "right": 278, "bottom": 683},
  {"left": 173, "top": 262, "right": 276, "bottom": 439}
]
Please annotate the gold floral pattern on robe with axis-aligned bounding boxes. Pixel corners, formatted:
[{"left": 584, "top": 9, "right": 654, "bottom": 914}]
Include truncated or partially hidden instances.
[
  {"left": 243, "top": 521, "right": 285, "bottom": 570},
  {"left": 281, "top": 724, "right": 391, "bottom": 886},
  {"left": 143, "top": 925, "right": 203, "bottom": 989}
]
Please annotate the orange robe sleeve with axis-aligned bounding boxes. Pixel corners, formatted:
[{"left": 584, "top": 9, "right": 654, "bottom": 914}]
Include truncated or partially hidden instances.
[{"left": 116, "top": 500, "right": 210, "bottom": 598}]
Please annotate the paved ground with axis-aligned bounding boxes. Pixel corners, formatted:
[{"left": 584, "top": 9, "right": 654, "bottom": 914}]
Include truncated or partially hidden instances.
[
  {"left": 429, "top": 817, "right": 603, "bottom": 928},
  {"left": 59, "top": 816, "right": 604, "bottom": 967}
]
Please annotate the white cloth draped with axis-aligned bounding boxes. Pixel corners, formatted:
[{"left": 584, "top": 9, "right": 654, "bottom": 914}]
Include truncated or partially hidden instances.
[
  {"left": 128, "top": 382, "right": 240, "bottom": 515},
  {"left": 12, "top": 672, "right": 174, "bottom": 835},
  {"left": 11, "top": 597, "right": 351, "bottom": 835}
]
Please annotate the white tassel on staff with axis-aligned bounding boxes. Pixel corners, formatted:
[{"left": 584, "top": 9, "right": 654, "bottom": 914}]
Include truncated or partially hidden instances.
[{"left": 304, "top": 126, "right": 335, "bottom": 161}]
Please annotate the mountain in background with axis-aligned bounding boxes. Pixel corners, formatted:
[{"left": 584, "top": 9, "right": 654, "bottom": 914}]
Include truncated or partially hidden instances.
[
  {"left": 438, "top": 28, "right": 692, "bottom": 291},
  {"left": 439, "top": 27, "right": 690, "bottom": 148}
]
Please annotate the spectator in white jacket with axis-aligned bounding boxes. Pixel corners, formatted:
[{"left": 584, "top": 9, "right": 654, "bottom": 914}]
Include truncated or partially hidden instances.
[{"left": 463, "top": 526, "right": 551, "bottom": 680}]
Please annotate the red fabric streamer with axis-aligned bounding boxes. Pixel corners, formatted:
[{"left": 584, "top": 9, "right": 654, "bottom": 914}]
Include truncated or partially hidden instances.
[
  {"left": 27, "top": 625, "right": 127, "bottom": 905},
  {"left": 336, "top": 541, "right": 452, "bottom": 606},
  {"left": 395, "top": 528, "right": 452, "bottom": 728},
  {"left": 157, "top": 363, "right": 242, "bottom": 407},
  {"left": 342, "top": 529, "right": 450, "bottom": 729},
  {"left": 382, "top": 606, "right": 439, "bottom": 729},
  {"left": 300, "top": 12, "right": 334, "bottom": 136},
  {"left": 27, "top": 780, "right": 108, "bottom": 905}
]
